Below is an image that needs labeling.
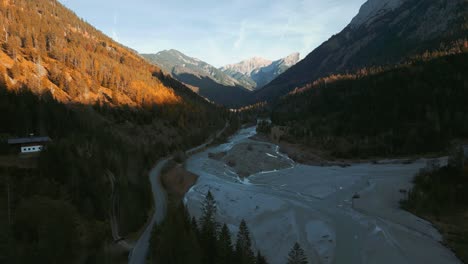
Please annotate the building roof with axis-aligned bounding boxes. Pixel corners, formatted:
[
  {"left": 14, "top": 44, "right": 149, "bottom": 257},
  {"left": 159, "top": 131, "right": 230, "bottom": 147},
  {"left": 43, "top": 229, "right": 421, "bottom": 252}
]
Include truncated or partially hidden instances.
[{"left": 8, "top": 136, "right": 51, "bottom": 145}]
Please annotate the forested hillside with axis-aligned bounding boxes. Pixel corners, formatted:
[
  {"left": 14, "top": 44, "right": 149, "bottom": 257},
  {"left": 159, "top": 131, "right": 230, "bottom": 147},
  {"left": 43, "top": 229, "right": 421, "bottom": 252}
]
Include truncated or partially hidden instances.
[
  {"left": 0, "top": 0, "right": 194, "bottom": 107},
  {"left": 272, "top": 44, "right": 468, "bottom": 158},
  {"left": 255, "top": 0, "right": 468, "bottom": 103},
  {"left": 0, "top": 0, "right": 227, "bottom": 262},
  {"left": 401, "top": 150, "right": 468, "bottom": 262},
  {"left": 0, "top": 84, "right": 225, "bottom": 263}
]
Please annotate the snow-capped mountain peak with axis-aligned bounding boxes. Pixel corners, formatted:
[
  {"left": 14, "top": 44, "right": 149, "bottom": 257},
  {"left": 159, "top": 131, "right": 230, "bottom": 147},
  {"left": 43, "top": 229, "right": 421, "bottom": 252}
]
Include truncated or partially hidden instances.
[{"left": 350, "top": 0, "right": 404, "bottom": 28}]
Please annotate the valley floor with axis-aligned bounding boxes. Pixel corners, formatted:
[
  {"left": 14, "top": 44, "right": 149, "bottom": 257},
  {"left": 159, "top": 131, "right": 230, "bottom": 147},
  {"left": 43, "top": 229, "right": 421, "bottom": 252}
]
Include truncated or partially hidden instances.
[{"left": 184, "top": 127, "right": 461, "bottom": 264}]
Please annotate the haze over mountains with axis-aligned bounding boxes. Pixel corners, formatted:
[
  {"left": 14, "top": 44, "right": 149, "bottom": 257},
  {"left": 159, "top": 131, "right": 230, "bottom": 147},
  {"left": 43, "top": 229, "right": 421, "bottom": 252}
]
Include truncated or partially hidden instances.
[{"left": 142, "top": 50, "right": 299, "bottom": 107}]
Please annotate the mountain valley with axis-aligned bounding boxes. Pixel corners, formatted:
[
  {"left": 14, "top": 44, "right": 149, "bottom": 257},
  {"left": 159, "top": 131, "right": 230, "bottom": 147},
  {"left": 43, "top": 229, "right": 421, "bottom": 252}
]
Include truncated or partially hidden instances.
[{"left": 1, "top": 0, "right": 467, "bottom": 263}]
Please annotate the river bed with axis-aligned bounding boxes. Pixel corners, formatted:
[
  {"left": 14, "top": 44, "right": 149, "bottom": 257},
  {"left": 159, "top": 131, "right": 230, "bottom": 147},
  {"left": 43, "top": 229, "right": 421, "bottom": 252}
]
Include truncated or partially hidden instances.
[{"left": 184, "top": 126, "right": 460, "bottom": 264}]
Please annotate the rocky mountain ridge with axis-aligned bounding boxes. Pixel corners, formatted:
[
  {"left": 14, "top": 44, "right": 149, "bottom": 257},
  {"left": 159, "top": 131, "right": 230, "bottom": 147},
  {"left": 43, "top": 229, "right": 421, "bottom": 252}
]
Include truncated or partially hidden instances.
[{"left": 254, "top": 0, "right": 467, "bottom": 103}]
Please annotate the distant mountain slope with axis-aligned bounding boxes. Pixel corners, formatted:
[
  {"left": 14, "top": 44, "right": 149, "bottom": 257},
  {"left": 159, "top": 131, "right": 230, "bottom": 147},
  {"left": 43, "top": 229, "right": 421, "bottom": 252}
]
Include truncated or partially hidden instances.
[
  {"left": 220, "top": 53, "right": 300, "bottom": 91},
  {"left": 255, "top": 0, "right": 468, "bottom": 102},
  {"left": 142, "top": 50, "right": 251, "bottom": 107},
  {"left": 0, "top": 0, "right": 194, "bottom": 107},
  {"left": 142, "top": 49, "right": 241, "bottom": 87},
  {"left": 272, "top": 49, "right": 468, "bottom": 157}
]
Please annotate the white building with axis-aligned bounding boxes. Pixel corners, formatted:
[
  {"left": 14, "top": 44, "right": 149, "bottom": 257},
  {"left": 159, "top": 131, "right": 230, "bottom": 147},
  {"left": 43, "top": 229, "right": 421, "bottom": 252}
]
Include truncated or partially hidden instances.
[{"left": 8, "top": 136, "right": 51, "bottom": 153}]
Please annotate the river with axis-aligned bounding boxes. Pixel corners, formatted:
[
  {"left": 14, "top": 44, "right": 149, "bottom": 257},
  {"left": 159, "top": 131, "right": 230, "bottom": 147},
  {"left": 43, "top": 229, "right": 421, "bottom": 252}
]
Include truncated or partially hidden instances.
[{"left": 184, "top": 126, "right": 461, "bottom": 264}]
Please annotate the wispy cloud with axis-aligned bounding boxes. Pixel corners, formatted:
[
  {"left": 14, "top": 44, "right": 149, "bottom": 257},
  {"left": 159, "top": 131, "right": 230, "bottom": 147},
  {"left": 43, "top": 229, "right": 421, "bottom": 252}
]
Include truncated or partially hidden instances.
[
  {"left": 59, "top": 0, "right": 366, "bottom": 66},
  {"left": 111, "top": 12, "right": 119, "bottom": 41},
  {"left": 234, "top": 20, "right": 247, "bottom": 49}
]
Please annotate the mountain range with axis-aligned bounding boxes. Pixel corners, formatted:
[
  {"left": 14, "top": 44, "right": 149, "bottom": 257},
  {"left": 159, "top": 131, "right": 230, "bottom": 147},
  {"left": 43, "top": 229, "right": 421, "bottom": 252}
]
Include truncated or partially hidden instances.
[
  {"left": 254, "top": 0, "right": 468, "bottom": 102},
  {"left": 142, "top": 50, "right": 250, "bottom": 107},
  {"left": 2, "top": 0, "right": 468, "bottom": 262},
  {"left": 220, "top": 52, "right": 300, "bottom": 90},
  {"left": 142, "top": 51, "right": 300, "bottom": 107}
]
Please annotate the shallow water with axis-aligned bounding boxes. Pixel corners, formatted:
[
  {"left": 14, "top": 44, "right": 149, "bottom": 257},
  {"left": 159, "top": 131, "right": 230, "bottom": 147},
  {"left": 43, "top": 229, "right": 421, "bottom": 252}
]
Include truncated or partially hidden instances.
[{"left": 184, "top": 127, "right": 460, "bottom": 264}]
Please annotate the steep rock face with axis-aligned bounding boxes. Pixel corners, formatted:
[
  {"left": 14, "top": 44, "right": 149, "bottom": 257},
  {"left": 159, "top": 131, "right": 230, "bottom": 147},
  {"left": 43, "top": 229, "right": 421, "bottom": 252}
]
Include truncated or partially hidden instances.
[
  {"left": 143, "top": 50, "right": 241, "bottom": 87},
  {"left": 142, "top": 50, "right": 251, "bottom": 107},
  {"left": 221, "top": 57, "right": 273, "bottom": 77},
  {"left": 250, "top": 53, "right": 301, "bottom": 89},
  {"left": 220, "top": 52, "right": 300, "bottom": 91},
  {"left": 254, "top": 0, "right": 467, "bottom": 103},
  {"left": 350, "top": 0, "right": 404, "bottom": 27}
]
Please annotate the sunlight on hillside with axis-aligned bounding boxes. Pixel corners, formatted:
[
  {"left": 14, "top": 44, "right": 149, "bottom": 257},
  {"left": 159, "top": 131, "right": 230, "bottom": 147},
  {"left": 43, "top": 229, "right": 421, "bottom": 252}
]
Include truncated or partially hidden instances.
[{"left": 0, "top": 0, "right": 181, "bottom": 107}]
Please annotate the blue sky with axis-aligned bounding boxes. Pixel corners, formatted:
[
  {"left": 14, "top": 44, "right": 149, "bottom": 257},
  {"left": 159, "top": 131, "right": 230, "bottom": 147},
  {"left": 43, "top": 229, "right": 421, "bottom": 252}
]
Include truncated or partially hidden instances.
[{"left": 59, "top": 0, "right": 366, "bottom": 67}]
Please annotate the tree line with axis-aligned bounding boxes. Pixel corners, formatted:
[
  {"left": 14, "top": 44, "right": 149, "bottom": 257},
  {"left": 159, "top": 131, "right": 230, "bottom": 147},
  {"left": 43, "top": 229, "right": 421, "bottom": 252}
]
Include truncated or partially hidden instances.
[
  {"left": 272, "top": 51, "right": 468, "bottom": 158},
  {"left": 400, "top": 146, "right": 468, "bottom": 262},
  {"left": 0, "top": 81, "right": 225, "bottom": 263},
  {"left": 149, "top": 191, "right": 310, "bottom": 264}
]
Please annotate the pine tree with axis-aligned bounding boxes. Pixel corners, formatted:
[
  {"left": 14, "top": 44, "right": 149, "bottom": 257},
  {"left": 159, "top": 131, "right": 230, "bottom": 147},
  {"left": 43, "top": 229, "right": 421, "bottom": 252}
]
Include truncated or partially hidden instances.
[
  {"left": 149, "top": 204, "right": 202, "bottom": 264},
  {"left": 201, "top": 191, "right": 217, "bottom": 227},
  {"left": 256, "top": 250, "right": 268, "bottom": 264},
  {"left": 191, "top": 216, "right": 199, "bottom": 239},
  {"left": 200, "top": 191, "right": 218, "bottom": 264},
  {"left": 287, "top": 242, "right": 308, "bottom": 264},
  {"left": 235, "top": 219, "right": 255, "bottom": 264},
  {"left": 217, "top": 223, "right": 233, "bottom": 264}
]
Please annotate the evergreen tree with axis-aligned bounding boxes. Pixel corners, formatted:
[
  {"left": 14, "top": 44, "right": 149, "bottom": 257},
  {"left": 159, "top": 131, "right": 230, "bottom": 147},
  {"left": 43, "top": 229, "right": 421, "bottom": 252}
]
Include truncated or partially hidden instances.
[
  {"left": 235, "top": 219, "right": 255, "bottom": 264},
  {"left": 217, "top": 223, "right": 233, "bottom": 264},
  {"left": 287, "top": 242, "right": 308, "bottom": 264},
  {"left": 149, "top": 204, "right": 201, "bottom": 264},
  {"left": 191, "top": 216, "right": 199, "bottom": 239},
  {"left": 201, "top": 191, "right": 217, "bottom": 226},
  {"left": 13, "top": 196, "right": 79, "bottom": 263},
  {"left": 256, "top": 250, "right": 268, "bottom": 264},
  {"left": 200, "top": 191, "right": 219, "bottom": 264},
  {"left": 448, "top": 145, "right": 464, "bottom": 176}
]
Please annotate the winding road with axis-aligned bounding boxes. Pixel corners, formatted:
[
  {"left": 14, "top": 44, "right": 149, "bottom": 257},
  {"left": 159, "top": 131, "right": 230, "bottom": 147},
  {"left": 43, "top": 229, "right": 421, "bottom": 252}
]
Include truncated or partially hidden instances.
[
  {"left": 128, "top": 122, "right": 229, "bottom": 264},
  {"left": 128, "top": 157, "right": 170, "bottom": 264}
]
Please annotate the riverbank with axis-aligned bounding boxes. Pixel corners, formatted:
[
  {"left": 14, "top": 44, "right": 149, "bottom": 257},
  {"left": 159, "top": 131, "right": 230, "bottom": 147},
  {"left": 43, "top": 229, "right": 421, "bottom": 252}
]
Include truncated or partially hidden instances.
[
  {"left": 128, "top": 121, "right": 230, "bottom": 264},
  {"left": 251, "top": 133, "right": 437, "bottom": 167},
  {"left": 400, "top": 163, "right": 468, "bottom": 263},
  {"left": 161, "top": 163, "right": 199, "bottom": 201},
  {"left": 184, "top": 126, "right": 461, "bottom": 264}
]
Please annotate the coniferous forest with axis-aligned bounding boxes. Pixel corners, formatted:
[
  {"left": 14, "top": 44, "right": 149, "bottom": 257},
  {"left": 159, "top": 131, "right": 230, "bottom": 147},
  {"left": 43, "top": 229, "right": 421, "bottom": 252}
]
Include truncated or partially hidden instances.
[
  {"left": 272, "top": 48, "right": 468, "bottom": 158},
  {"left": 0, "top": 83, "right": 225, "bottom": 263},
  {"left": 0, "top": 0, "right": 230, "bottom": 262},
  {"left": 0, "top": 0, "right": 184, "bottom": 107},
  {"left": 148, "top": 191, "right": 308, "bottom": 264},
  {"left": 401, "top": 147, "right": 468, "bottom": 262},
  {"left": 1, "top": 0, "right": 467, "bottom": 263}
]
